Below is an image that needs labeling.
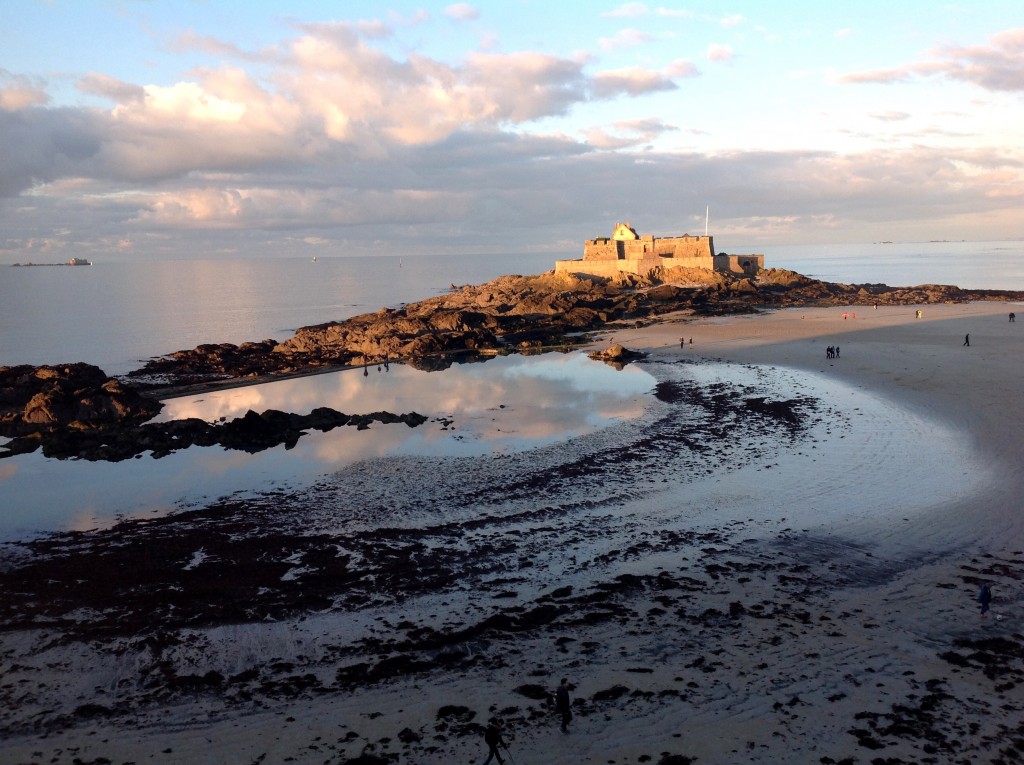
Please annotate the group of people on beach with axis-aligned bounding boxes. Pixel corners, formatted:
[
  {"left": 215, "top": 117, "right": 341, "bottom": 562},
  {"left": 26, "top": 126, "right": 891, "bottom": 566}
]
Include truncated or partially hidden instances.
[
  {"left": 480, "top": 678, "right": 572, "bottom": 763},
  {"left": 826, "top": 345, "right": 840, "bottom": 359}
]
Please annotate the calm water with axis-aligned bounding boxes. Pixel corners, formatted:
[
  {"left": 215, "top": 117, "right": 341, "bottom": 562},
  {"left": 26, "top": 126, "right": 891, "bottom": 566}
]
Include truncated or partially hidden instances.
[
  {"left": 745, "top": 239, "right": 1024, "bottom": 291},
  {"left": 2, "top": 242, "right": 1022, "bottom": 375},
  {"left": 0, "top": 252, "right": 556, "bottom": 375},
  {"left": 0, "top": 353, "right": 654, "bottom": 541}
]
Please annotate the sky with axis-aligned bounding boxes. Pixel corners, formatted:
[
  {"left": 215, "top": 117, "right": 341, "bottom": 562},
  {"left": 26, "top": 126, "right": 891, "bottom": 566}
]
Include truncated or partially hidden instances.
[{"left": 1, "top": 0, "right": 1022, "bottom": 261}]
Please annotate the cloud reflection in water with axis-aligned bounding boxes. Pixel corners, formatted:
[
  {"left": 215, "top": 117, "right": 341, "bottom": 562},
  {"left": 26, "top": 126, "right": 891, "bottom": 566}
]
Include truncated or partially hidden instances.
[
  {"left": 1, "top": 353, "right": 653, "bottom": 540},
  {"left": 161, "top": 352, "right": 654, "bottom": 460}
]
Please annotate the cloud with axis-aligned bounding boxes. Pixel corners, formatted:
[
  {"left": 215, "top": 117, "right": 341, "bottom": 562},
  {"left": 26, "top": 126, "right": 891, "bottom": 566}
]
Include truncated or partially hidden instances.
[
  {"left": 3, "top": 21, "right": 695, "bottom": 202},
  {"left": 707, "top": 43, "right": 734, "bottom": 63},
  {"left": 870, "top": 111, "right": 911, "bottom": 122},
  {"left": 4, "top": 136, "right": 1023, "bottom": 257},
  {"left": 3, "top": 16, "right": 1022, "bottom": 259},
  {"left": 444, "top": 3, "right": 480, "bottom": 21},
  {"left": 664, "top": 59, "right": 700, "bottom": 78},
  {"left": 601, "top": 4, "right": 695, "bottom": 20},
  {"left": 0, "top": 70, "right": 50, "bottom": 110},
  {"left": 839, "top": 27, "right": 1024, "bottom": 91},
  {"left": 936, "top": 27, "right": 1024, "bottom": 91},
  {"left": 592, "top": 66, "right": 679, "bottom": 98},
  {"left": 76, "top": 72, "right": 146, "bottom": 104},
  {"left": 602, "top": 3, "right": 650, "bottom": 18},
  {"left": 720, "top": 14, "right": 745, "bottom": 28},
  {"left": 583, "top": 117, "right": 678, "bottom": 149},
  {"left": 0, "top": 107, "right": 103, "bottom": 196},
  {"left": 598, "top": 28, "right": 654, "bottom": 51},
  {"left": 130, "top": 186, "right": 474, "bottom": 229},
  {"left": 169, "top": 29, "right": 283, "bottom": 60}
]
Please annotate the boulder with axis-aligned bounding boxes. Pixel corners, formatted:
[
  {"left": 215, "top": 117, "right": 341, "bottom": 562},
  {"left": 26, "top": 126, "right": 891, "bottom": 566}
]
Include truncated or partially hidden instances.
[{"left": 0, "top": 363, "right": 162, "bottom": 437}]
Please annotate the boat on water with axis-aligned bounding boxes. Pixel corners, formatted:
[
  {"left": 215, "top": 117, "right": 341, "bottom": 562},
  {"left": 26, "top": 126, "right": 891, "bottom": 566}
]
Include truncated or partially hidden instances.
[{"left": 10, "top": 257, "right": 92, "bottom": 267}]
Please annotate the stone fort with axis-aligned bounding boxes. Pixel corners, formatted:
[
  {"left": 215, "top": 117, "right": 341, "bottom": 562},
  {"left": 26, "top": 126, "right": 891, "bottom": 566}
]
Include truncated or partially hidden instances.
[{"left": 555, "top": 221, "right": 764, "bottom": 279}]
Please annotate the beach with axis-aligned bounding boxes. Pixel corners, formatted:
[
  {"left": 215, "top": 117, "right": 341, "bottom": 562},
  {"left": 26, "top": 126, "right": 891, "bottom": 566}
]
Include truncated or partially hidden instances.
[{"left": 1, "top": 301, "right": 1022, "bottom": 765}]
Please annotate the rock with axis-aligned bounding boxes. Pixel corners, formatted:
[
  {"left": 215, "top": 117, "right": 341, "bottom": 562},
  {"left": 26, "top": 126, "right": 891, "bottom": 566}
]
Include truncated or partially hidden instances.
[
  {"left": 0, "top": 363, "right": 162, "bottom": 438},
  {"left": 588, "top": 344, "right": 646, "bottom": 368}
]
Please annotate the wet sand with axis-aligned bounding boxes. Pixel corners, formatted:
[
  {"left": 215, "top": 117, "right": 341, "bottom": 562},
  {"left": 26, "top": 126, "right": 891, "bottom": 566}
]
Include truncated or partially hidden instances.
[{"left": 1, "top": 301, "right": 1022, "bottom": 765}]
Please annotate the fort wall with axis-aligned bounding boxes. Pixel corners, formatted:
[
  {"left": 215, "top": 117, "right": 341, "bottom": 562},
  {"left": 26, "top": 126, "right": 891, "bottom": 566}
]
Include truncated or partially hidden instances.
[{"left": 555, "top": 222, "right": 764, "bottom": 279}]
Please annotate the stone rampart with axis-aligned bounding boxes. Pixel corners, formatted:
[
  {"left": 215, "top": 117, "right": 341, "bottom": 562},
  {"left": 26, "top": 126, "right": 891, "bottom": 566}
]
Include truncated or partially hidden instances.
[{"left": 558, "top": 223, "right": 763, "bottom": 279}]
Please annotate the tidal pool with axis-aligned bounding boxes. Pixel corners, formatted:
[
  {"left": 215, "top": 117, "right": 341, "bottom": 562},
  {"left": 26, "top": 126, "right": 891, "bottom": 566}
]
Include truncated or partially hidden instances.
[{"left": 0, "top": 353, "right": 655, "bottom": 541}]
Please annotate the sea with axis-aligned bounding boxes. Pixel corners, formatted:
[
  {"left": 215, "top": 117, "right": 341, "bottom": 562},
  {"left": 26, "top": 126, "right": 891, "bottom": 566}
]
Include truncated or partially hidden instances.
[
  {"left": 1, "top": 240, "right": 1021, "bottom": 541},
  {"left": 2, "top": 240, "right": 1022, "bottom": 375}
]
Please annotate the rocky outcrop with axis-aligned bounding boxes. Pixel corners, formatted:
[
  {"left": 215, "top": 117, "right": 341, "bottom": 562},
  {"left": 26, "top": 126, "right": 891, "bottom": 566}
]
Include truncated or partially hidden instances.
[
  {"left": 2, "top": 406, "right": 429, "bottom": 462},
  {"left": 6, "top": 266, "right": 1024, "bottom": 462},
  {"left": 0, "top": 364, "right": 162, "bottom": 437},
  {"left": 588, "top": 344, "right": 647, "bottom": 369}
]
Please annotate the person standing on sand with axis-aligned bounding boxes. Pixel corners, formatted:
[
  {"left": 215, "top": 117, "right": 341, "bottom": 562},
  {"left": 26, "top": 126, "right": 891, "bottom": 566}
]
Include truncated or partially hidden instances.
[
  {"left": 1009, "top": 312, "right": 1015, "bottom": 322},
  {"left": 555, "top": 678, "right": 572, "bottom": 734},
  {"left": 964, "top": 334, "right": 970, "bottom": 347},
  {"left": 978, "top": 584, "right": 992, "bottom": 618},
  {"left": 481, "top": 718, "right": 507, "bottom": 764}
]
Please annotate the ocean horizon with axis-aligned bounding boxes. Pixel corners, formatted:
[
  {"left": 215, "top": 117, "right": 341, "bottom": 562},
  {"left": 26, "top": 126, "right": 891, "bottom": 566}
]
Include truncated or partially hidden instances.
[{"left": 2, "top": 240, "right": 1022, "bottom": 375}]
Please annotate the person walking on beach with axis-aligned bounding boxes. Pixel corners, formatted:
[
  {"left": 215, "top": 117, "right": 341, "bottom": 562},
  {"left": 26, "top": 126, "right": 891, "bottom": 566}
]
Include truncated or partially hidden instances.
[
  {"left": 1010, "top": 312, "right": 1015, "bottom": 322},
  {"left": 963, "top": 334, "right": 970, "bottom": 347},
  {"left": 555, "top": 678, "right": 572, "bottom": 734},
  {"left": 835, "top": 345, "right": 840, "bottom": 358},
  {"left": 978, "top": 584, "right": 992, "bottom": 618},
  {"left": 481, "top": 718, "right": 507, "bottom": 764}
]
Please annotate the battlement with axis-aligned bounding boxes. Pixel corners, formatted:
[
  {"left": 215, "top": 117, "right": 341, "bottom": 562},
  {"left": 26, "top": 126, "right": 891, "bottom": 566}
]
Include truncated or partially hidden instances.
[{"left": 556, "top": 222, "right": 763, "bottom": 279}]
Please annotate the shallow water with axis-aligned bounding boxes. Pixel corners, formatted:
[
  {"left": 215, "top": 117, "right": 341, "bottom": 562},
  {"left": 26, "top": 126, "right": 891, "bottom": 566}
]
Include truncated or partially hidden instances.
[
  {"left": 0, "top": 352, "right": 988, "bottom": 547},
  {"left": 0, "top": 353, "right": 654, "bottom": 541}
]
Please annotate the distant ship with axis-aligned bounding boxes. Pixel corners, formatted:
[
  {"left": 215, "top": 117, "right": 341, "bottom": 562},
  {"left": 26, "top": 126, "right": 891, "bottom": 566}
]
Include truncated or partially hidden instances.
[{"left": 11, "top": 257, "right": 92, "bottom": 267}]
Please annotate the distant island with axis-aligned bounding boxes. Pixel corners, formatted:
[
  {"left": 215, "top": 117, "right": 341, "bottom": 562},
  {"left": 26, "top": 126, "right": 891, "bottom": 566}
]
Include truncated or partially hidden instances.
[{"left": 11, "top": 257, "right": 92, "bottom": 267}]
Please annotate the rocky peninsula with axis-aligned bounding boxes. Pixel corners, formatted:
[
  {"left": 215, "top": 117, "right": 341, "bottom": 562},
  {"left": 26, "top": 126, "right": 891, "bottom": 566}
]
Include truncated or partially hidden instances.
[{"left": 2, "top": 266, "right": 1022, "bottom": 462}]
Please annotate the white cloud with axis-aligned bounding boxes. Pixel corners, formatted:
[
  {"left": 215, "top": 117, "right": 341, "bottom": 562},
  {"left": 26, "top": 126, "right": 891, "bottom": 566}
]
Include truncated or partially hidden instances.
[
  {"left": 602, "top": 3, "right": 650, "bottom": 18},
  {"left": 583, "top": 117, "right": 678, "bottom": 149},
  {"left": 707, "top": 43, "right": 734, "bottom": 63},
  {"left": 592, "top": 67, "right": 678, "bottom": 98},
  {"left": 444, "top": 3, "right": 480, "bottom": 21},
  {"left": 0, "top": 70, "right": 50, "bottom": 110},
  {"left": 870, "top": 111, "right": 911, "bottom": 122},
  {"left": 664, "top": 59, "right": 700, "bottom": 78},
  {"left": 3, "top": 15, "right": 1023, "bottom": 258},
  {"left": 599, "top": 28, "right": 653, "bottom": 51},
  {"left": 840, "top": 27, "right": 1024, "bottom": 91},
  {"left": 76, "top": 72, "right": 146, "bottom": 104}
]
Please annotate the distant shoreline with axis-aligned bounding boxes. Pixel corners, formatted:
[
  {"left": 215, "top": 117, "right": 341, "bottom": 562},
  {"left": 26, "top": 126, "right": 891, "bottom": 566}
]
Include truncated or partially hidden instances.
[{"left": 10, "top": 259, "right": 91, "bottom": 267}]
